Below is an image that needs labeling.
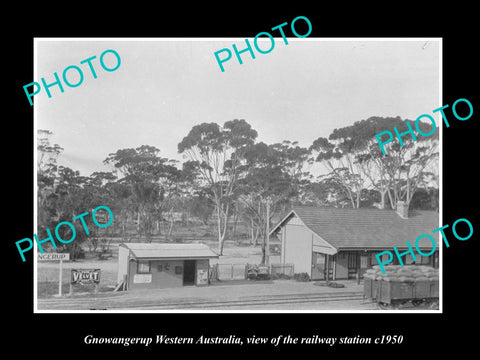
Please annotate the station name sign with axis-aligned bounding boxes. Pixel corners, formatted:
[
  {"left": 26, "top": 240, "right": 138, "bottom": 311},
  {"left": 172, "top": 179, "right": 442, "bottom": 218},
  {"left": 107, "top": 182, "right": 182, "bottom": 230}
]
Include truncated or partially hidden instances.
[{"left": 38, "top": 253, "right": 70, "bottom": 261}]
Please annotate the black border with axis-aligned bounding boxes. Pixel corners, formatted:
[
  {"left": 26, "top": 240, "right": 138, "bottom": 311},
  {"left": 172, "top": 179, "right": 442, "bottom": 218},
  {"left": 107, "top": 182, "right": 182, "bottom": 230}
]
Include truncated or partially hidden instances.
[{"left": 6, "top": 4, "right": 479, "bottom": 356}]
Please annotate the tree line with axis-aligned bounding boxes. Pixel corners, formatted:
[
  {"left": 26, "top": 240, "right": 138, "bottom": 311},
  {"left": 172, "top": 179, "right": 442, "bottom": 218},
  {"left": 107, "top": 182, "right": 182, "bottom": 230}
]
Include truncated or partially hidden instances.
[{"left": 37, "top": 116, "right": 439, "bottom": 261}]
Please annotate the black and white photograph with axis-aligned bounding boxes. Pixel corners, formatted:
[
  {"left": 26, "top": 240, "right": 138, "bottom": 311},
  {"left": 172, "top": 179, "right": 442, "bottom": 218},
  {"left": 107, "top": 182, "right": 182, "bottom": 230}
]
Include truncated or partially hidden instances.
[
  {"left": 33, "top": 38, "right": 441, "bottom": 312},
  {"left": 6, "top": 6, "right": 479, "bottom": 356}
]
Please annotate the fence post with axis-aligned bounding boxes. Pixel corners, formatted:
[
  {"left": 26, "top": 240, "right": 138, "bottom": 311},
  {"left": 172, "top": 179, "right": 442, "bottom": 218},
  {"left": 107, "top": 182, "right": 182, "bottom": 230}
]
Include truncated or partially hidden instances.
[{"left": 231, "top": 264, "right": 234, "bottom": 280}]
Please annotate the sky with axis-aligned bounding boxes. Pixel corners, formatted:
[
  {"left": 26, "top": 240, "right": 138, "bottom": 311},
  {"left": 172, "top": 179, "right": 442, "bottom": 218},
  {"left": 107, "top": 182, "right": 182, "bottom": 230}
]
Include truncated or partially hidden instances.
[{"left": 35, "top": 38, "right": 441, "bottom": 176}]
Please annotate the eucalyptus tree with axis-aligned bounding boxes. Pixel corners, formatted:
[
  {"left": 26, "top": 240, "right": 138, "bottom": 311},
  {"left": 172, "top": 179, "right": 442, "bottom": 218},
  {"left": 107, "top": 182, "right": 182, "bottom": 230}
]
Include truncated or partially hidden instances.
[
  {"left": 104, "top": 145, "right": 181, "bottom": 241},
  {"left": 310, "top": 116, "right": 438, "bottom": 209},
  {"left": 178, "top": 119, "right": 257, "bottom": 255},
  {"left": 240, "top": 142, "right": 293, "bottom": 264}
]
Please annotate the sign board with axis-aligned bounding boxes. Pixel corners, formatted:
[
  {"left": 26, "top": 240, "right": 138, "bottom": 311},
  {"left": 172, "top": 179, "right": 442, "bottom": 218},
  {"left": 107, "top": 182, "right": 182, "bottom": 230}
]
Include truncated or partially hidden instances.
[
  {"left": 38, "top": 253, "right": 70, "bottom": 261},
  {"left": 133, "top": 274, "right": 152, "bottom": 284},
  {"left": 360, "top": 255, "right": 368, "bottom": 268},
  {"left": 197, "top": 269, "right": 208, "bottom": 285},
  {"left": 71, "top": 269, "right": 101, "bottom": 285},
  {"left": 38, "top": 253, "right": 70, "bottom": 296}
]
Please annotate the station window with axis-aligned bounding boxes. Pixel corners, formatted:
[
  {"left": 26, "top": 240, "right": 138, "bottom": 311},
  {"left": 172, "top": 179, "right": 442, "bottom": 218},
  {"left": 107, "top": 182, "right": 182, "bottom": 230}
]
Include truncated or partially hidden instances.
[
  {"left": 417, "top": 255, "right": 431, "bottom": 265},
  {"left": 137, "top": 260, "right": 151, "bottom": 274},
  {"left": 405, "top": 253, "right": 415, "bottom": 265}
]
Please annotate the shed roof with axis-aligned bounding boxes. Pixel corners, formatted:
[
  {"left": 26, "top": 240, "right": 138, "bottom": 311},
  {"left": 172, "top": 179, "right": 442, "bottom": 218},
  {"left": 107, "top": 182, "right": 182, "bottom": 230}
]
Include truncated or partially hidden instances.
[
  {"left": 270, "top": 206, "right": 440, "bottom": 250},
  {"left": 119, "top": 243, "right": 218, "bottom": 259}
]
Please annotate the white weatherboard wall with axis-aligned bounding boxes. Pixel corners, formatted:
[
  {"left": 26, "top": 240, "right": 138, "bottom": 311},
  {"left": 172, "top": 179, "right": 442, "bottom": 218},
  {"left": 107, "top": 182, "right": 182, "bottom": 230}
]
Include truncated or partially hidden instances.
[
  {"left": 283, "top": 218, "right": 313, "bottom": 276},
  {"left": 117, "top": 245, "right": 129, "bottom": 284}
]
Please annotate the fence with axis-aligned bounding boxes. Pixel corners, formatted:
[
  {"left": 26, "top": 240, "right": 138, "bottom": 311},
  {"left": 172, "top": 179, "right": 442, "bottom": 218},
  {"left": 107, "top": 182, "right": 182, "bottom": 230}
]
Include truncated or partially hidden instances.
[
  {"left": 270, "top": 263, "right": 295, "bottom": 277},
  {"left": 209, "top": 263, "right": 295, "bottom": 282},
  {"left": 210, "top": 263, "right": 247, "bottom": 281}
]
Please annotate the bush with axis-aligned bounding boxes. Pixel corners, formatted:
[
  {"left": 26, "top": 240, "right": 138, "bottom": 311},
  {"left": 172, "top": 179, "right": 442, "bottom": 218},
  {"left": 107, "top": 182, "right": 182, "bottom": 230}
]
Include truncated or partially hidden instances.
[
  {"left": 271, "top": 273, "right": 291, "bottom": 280},
  {"left": 246, "top": 264, "right": 271, "bottom": 280},
  {"left": 293, "top": 272, "right": 310, "bottom": 282},
  {"left": 327, "top": 282, "right": 345, "bottom": 288}
]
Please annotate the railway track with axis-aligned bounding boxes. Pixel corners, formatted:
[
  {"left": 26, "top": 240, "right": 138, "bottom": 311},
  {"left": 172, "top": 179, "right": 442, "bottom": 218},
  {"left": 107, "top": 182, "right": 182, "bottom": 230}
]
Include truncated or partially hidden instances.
[{"left": 37, "top": 291, "right": 365, "bottom": 310}]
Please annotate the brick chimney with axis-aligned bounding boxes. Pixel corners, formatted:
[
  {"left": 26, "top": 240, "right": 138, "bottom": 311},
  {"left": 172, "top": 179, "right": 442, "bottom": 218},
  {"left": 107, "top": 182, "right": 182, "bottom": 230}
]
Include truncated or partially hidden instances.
[{"left": 396, "top": 201, "right": 409, "bottom": 219}]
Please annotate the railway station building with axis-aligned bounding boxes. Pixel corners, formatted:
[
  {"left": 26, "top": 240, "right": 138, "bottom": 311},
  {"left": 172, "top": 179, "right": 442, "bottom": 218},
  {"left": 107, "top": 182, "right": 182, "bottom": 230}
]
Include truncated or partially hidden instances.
[
  {"left": 269, "top": 204, "right": 439, "bottom": 281},
  {"left": 117, "top": 243, "right": 218, "bottom": 290}
]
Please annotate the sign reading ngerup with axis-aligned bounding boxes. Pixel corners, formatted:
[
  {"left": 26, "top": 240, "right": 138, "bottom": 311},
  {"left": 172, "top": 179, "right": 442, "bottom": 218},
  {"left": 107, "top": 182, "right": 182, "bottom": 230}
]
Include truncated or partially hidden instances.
[{"left": 38, "top": 253, "right": 70, "bottom": 261}]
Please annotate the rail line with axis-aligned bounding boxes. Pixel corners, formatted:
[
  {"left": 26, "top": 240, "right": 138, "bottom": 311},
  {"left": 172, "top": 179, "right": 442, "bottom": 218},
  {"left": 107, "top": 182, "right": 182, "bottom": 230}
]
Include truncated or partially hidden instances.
[{"left": 38, "top": 291, "right": 365, "bottom": 310}]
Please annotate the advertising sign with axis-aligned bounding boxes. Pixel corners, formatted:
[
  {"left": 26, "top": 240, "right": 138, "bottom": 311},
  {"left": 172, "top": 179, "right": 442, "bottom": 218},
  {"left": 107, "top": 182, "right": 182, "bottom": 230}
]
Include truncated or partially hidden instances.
[
  {"left": 133, "top": 274, "right": 152, "bottom": 284},
  {"left": 71, "top": 269, "right": 101, "bottom": 285},
  {"left": 197, "top": 269, "right": 208, "bottom": 285}
]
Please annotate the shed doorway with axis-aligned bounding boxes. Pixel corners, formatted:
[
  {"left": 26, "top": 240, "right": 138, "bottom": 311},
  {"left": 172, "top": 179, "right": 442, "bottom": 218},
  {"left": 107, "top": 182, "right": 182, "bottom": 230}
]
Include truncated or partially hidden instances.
[{"left": 183, "top": 260, "right": 196, "bottom": 286}]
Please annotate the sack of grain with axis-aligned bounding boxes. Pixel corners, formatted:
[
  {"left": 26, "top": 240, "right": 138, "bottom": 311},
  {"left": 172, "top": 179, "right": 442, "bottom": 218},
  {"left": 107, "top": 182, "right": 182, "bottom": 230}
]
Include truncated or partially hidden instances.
[
  {"left": 397, "top": 270, "right": 414, "bottom": 278},
  {"left": 384, "top": 275, "right": 400, "bottom": 282},
  {"left": 418, "top": 265, "right": 434, "bottom": 272},
  {"left": 399, "top": 276, "right": 415, "bottom": 282},
  {"left": 414, "top": 276, "right": 429, "bottom": 282},
  {"left": 412, "top": 271, "right": 425, "bottom": 278}
]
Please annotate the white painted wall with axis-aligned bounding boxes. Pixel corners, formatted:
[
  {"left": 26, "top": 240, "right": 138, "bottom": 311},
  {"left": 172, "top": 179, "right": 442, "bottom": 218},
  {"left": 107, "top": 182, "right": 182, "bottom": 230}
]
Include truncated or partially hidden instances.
[
  {"left": 117, "top": 246, "right": 130, "bottom": 284},
  {"left": 284, "top": 223, "right": 312, "bottom": 276}
]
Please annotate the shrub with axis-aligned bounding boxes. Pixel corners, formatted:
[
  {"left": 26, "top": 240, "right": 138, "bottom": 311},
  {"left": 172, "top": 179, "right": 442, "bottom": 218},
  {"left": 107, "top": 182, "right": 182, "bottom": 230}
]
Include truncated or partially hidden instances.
[
  {"left": 293, "top": 272, "right": 310, "bottom": 282},
  {"left": 246, "top": 264, "right": 271, "bottom": 280},
  {"left": 271, "top": 273, "right": 291, "bottom": 280},
  {"left": 327, "top": 282, "right": 345, "bottom": 288}
]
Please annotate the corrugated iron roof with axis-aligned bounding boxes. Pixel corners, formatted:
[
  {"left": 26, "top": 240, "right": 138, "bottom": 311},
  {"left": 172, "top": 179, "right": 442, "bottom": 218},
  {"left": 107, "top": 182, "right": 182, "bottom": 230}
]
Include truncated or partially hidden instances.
[
  {"left": 271, "top": 205, "right": 440, "bottom": 250},
  {"left": 119, "top": 243, "right": 218, "bottom": 259}
]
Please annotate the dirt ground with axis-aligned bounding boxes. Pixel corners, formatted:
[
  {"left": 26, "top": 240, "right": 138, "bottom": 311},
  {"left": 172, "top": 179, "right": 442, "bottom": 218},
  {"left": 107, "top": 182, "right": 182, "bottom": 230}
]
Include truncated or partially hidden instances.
[
  {"left": 36, "top": 279, "right": 368, "bottom": 311},
  {"left": 36, "top": 278, "right": 438, "bottom": 311}
]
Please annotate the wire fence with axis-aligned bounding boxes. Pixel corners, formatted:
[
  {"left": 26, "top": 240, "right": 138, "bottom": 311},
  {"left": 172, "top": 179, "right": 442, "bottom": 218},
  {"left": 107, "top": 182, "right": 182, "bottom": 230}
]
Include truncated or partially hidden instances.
[
  {"left": 209, "top": 262, "right": 295, "bottom": 282},
  {"left": 211, "top": 263, "right": 248, "bottom": 281},
  {"left": 270, "top": 263, "right": 295, "bottom": 277}
]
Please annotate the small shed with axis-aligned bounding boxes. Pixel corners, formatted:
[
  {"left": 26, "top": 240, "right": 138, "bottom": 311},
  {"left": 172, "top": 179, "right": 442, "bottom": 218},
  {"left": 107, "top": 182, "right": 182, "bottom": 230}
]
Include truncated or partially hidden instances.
[{"left": 117, "top": 243, "right": 218, "bottom": 290}]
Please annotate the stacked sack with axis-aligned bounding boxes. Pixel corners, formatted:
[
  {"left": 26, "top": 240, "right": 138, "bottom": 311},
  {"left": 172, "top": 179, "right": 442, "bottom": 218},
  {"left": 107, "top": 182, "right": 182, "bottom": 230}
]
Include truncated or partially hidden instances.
[{"left": 363, "top": 265, "right": 439, "bottom": 282}]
